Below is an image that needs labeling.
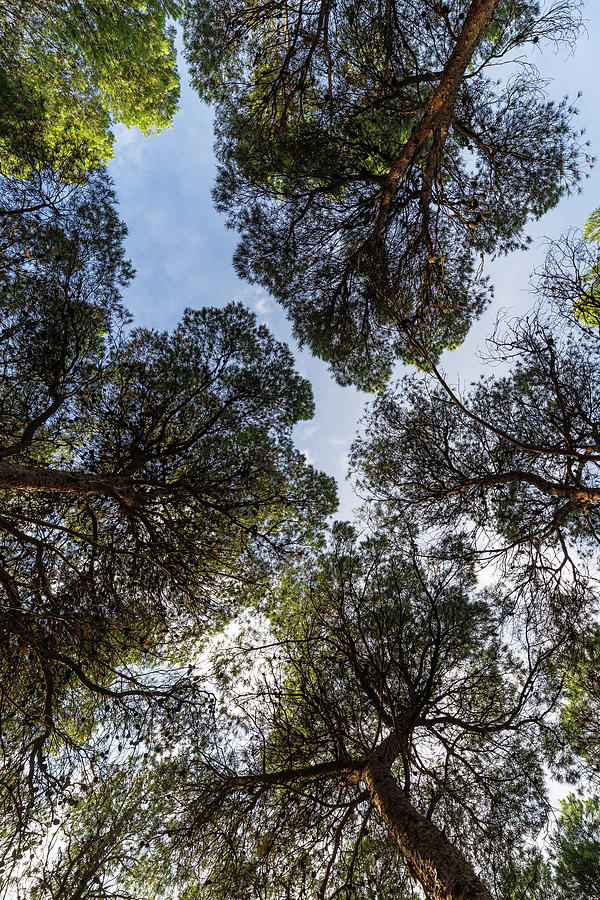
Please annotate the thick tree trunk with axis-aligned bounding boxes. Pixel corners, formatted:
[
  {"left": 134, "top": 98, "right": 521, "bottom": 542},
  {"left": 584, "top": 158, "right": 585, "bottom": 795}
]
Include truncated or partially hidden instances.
[
  {"left": 448, "top": 470, "right": 600, "bottom": 503},
  {"left": 386, "top": 0, "right": 499, "bottom": 186},
  {"left": 0, "top": 462, "right": 135, "bottom": 503},
  {"left": 363, "top": 756, "right": 493, "bottom": 900}
]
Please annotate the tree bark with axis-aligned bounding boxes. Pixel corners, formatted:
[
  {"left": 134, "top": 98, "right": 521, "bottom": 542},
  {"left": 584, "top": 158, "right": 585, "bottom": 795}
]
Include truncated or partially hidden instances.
[
  {"left": 363, "top": 755, "right": 493, "bottom": 900},
  {"left": 445, "top": 470, "right": 600, "bottom": 504},
  {"left": 0, "top": 462, "right": 135, "bottom": 503},
  {"left": 385, "top": 0, "right": 499, "bottom": 187}
]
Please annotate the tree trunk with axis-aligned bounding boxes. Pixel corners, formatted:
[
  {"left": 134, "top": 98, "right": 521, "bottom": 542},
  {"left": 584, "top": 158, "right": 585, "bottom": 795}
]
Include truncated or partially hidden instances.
[
  {"left": 0, "top": 462, "right": 135, "bottom": 503},
  {"left": 363, "top": 755, "right": 493, "bottom": 900},
  {"left": 386, "top": 0, "right": 499, "bottom": 186}
]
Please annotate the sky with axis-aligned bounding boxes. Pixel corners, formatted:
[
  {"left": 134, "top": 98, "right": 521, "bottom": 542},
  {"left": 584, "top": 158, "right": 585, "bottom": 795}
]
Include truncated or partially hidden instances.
[{"left": 109, "top": 9, "right": 600, "bottom": 521}]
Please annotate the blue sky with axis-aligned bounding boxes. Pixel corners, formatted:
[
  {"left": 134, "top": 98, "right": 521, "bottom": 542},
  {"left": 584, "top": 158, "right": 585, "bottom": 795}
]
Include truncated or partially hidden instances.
[{"left": 109, "top": 11, "right": 600, "bottom": 520}]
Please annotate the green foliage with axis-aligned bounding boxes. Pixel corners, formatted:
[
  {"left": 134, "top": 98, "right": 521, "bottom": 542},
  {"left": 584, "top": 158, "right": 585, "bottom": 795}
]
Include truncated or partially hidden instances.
[
  {"left": 0, "top": 0, "right": 181, "bottom": 178},
  {"left": 2, "top": 1, "right": 600, "bottom": 896},
  {"left": 497, "top": 848, "right": 555, "bottom": 900},
  {"left": 351, "top": 309, "right": 600, "bottom": 586},
  {"left": 553, "top": 795, "right": 600, "bottom": 899},
  {"left": 573, "top": 207, "right": 600, "bottom": 326},
  {"left": 559, "top": 625, "right": 600, "bottom": 774},
  {"left": 0, "top": 166, "right": 336, "bottom": 853},
  {"left": 583, "top": 208, "right": 600, "bottom": 243},
  {"left": 185, "top": 0, "right": 586, "bottom": 388},
  {"left": 148, "top": 530, "right": 552, "bottom": 897},
  {"left": 7, "top": 526, "right": 563, "bottom": 899}
]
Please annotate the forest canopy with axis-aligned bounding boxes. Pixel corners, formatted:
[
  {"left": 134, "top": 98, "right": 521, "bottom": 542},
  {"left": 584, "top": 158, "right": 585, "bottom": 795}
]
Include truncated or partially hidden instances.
[
  {"left": 185, "top": 0, "right": 589, "bottom": 387},
  {"left": 0, "top": 165, "right": 336, "bottom": 867},
  {"left": 0, "top": 0, "right": 181, "bottom": 178},
  {"left": 2, "top": 1, "right": 600, "bottom": 899}
]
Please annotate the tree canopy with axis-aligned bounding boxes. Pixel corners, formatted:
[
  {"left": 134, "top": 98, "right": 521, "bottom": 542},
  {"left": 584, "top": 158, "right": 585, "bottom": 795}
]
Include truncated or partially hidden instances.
[
  {"left": 569, "top": 206, "right": 600, "bottom": 325},
  {"left": 351, "top": 298, "right": 600, "bottom": 583},
  {"left": 185, "top": 0, "right": 587, "bottom": 387},
  {"left": 0, "top": 0, "right": 181, "bottom": 178},
  {"left": 3, "top": 0, "right": 600, "bottom": 898},
  {"left": 0, "top": 166, "right": 336, "bottom": 852},
  {"left": 8, "top": 524, "right": 594, "bottom": 900}
]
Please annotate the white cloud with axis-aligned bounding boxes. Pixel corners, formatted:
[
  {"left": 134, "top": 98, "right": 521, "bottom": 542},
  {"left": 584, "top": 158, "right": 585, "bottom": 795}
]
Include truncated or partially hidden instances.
[
  {"left": 241, "top": 285, "right": 273, "bottom": 315},
  {"left": 300, "top": 423, "right": 318, "bottom": 440},
  {"left": 112, "top": 124, "right": 146, "bottom": 166},
  {"left": 253, "top": 294, "right": 271, "bottom": 315}
]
